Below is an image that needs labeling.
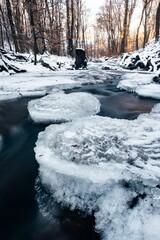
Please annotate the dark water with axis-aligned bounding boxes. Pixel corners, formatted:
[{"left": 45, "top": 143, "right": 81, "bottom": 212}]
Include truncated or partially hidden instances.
[
  {"left": 66, "top": 83, "right": 159, "bottom": 120},
  {"left": 0, "top": 83, "right": 159, "bottom": 240}
]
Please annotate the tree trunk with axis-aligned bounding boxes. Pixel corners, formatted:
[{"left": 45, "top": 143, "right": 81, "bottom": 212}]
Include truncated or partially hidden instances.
[
  {"left": 5, "top": 0, "right": 20, "bottom": 52},
  {"left": 70, "top": 0, "right": 74, "bottom": 56},
  {"left": 26, "top": 0, "right": 38, "bottom": 65},
  {"left": 136, "top": 6, "right": 145, "bottom": 50},
  {"left": 66, "top": 0, "right": 70, "bottom": 55},
  {"left": 66, "top": 0, "right": 74, "bottom": 57},
  {"left": 156, "top": 2, "right": 160, "bottom": 40},
  {"left": 0, "top": 4, "right": 12, "bottom": 51},
  {"left": 0, "top": 17, "right": 4, "bottom": 48},
  {"left": 120, "top": 0, "right": 129, "bottom": 53}
]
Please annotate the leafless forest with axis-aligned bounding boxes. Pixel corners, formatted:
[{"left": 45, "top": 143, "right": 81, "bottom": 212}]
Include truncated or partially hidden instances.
[{"left": 0, "top": 0, "right": 160, "bottom": 59}]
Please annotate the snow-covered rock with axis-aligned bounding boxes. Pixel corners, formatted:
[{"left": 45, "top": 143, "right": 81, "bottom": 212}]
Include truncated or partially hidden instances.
[
  {"left": 120, "top": 40, "right": 160, "bottom": 73},
  {"left": 0, "top": 53, "right": 27, "bottom": 74},
  {"left": 28, "top": 91, "right": 101, "bottom": 123},
  {"left": 35, "top": 104, "right": 160, "bottom": 240}
]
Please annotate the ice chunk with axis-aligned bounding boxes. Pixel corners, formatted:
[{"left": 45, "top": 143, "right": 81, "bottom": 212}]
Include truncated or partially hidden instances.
[
  {"left": 117, "top": 73, "right": 153, "bottom": 92},
  {"left": 28, "top": 92, "right": 101, "bottom": 123},
  {"left": 136, "top": 84, "right": 160, "bottom": 99},
  {"left": 35, "top": 104, "right": 160, "bottom": 240}
]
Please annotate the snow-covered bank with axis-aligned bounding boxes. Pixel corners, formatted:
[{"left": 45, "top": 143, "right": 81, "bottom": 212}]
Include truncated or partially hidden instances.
[
  {"left": 35, "top": 103, "right": 160, "bottom": 240},
  {"left": 117, "top": 39, "right": 160, "bottom": 100},
  {"left": 0, "top": 90, "right": 47, "bottom": 102},
  {"left": 28, "top": 91, "right": 100, "bottom": 123},
  {"left": 120, "top": 39, "right": 160, "bottom": 73},
  {"left": 136, "top": 84, "right": 160, "bottom": 99},
  {"left": 118, "top": 71, "right": 160, "bottom": 100},
  {"left": 117, "top": 73, "right": 153, "bottom": 92}
]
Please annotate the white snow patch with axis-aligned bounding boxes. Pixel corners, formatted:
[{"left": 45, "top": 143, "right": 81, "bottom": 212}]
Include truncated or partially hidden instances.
[
  {"left": 28, "top": 91, "right": 101, "bottom": 123},
  {"left": 118, "top": 72, "right": 160, "bottom": 100},
  {"left": 0, "top": 91, "right": 21, "bottom": 101},
  {"left": 136, "top": 84, "right": 160, "bottom": 99},
  {"left": 119, "top": 39, "right": 160, "bottom": 73},
  {"left": 0, "top": 90, "right": 46, "bottom": 101},
  {"left": 117, "top": 73, "right": 153, "bottom": 92},
  {"left": 35, "top": 103, "right": 160, "bottom": 239}
]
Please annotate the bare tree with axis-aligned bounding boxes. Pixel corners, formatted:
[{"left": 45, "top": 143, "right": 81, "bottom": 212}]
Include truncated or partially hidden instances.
[
  {"left": 26, "top": 0, "right": 38, "bottom": 64},
  {"left": 0, "top": 4, "right": 12, "bottom": 50},
  {"left": 5, "top": 0, "right": 20, "bottom": 52},
  {"left": 156, "top": 1, "right": 160, "bottom": 40},
  {"left": 120, "top": 0, "right": 129, "bottom": 53}
]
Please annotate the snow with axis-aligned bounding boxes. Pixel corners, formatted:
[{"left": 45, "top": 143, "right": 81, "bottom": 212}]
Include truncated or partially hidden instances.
[
  {"left": 120, "top": 40, "right": 160, "bottom": 73},
  {"left": 35, "top": 103, "right": 160, "bottom": 240},
  {"left": 118, "top": 72, "right": 160, "bottom": 100},
  {"left": 117, "top": 73, "right": 153, "bottom": 92},
  {"left": 118, "top": 43, "right": 160, "bottom": 100},
  {"left": 0, "top": 92, "right": 21, "bottom": 101},
  {"left": 28, "top": 91, "right": 101, "bottom": 123},
  {"left": 0, "top": 56, "right": 121, "bottom": 100},
  {"left": 0, "top": 90, "right": 47, "bottom": 102},
  {"left": 136, "top": 84, "right": 160, "bottom": 99}
]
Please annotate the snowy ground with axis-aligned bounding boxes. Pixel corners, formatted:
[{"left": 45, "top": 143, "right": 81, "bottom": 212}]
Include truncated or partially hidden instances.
[{"left": 0, "top": 56, "right": 120, "bottom": 101}]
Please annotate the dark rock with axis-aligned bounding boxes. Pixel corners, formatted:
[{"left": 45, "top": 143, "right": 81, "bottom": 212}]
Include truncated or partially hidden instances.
[
  {"left": 75, "top": 48, "right": 87, "bottom": 70},
  {"left": 153, "top": 76, "right": 160, "bottom": 84},
  {"left": 102, "top": 66, "right": 111, "bottom": 70}
]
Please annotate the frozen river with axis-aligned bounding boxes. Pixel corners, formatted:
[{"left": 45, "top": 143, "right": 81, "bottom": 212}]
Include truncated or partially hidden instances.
[{"left": 0, "top": 81, "right": 159, "bottom": 240}]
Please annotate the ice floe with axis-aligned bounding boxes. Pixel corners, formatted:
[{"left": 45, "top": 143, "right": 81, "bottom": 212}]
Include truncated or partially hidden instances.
[
  {"left": 28, "top": 91, "right": 101, "bottom": 123},
  {"left": 35, "top": 103, "right": 160, "bottom": 240},
  {"left": 136, "top": 84, "right": 160, "bottom": 99},
  {"left": 117, "top": 73, "right": 153, "bottom": 92}
]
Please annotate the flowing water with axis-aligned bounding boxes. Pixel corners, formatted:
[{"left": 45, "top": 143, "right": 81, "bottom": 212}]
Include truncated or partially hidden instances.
[{"left": 0, "top": 82, "right": 159, "bottom": 240}]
